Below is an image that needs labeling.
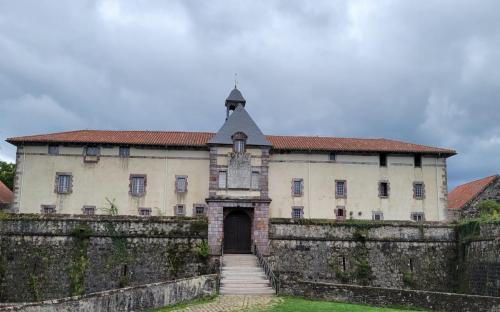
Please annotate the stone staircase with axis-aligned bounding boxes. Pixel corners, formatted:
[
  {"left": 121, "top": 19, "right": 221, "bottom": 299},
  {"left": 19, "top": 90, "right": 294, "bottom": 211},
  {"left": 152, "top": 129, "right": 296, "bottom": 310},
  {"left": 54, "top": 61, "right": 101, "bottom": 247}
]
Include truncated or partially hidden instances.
[{"left": 220, "top": 254, "right": 275, "bottom": 295}]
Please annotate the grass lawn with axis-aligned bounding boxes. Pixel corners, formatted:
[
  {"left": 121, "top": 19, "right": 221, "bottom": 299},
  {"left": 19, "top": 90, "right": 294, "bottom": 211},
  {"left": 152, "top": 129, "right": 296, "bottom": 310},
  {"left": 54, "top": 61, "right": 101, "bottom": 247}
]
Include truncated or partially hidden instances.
[
  {"left": 267, "top": 297, "right": 423, "bottom": 312},
  {"left": 149, "top": 296, "right": 423, "bottom": 312}
]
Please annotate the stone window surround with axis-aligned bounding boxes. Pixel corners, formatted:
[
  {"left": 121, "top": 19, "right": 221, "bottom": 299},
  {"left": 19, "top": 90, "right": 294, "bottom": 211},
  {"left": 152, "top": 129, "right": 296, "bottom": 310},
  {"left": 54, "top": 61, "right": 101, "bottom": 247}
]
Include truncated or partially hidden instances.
[
  {"left": 83, "top": 146, "right": 100, "bottom": 163},
  {"left": 193, "top": 204, "right": 206, "bottom": 216},
  {"left": 250, "top": 170, "right": 260, "bottom": 190},
  {"left": 82, "top": 205, "right": 96, "bottom": 215},
  {"left": 291, "top": 178, "right": 304, "bottom": 197},
  {"left": 378, "top": 180, "right": 390, "bottom": 198},
  {"left": 54, "top": 172, "right": 73, "bottom": 194},
  {"left": 129, "top": 174, "right": 147, "bottom": 197},
  {"left": 175, "top": 204, "right": 186, "bottom": 216},
  {"left": 40, "top": 204, "right": 56, "bottom": 214},
  {"left": 335, "top": 180, "right": 347, "bottom": 198},
  {"left": 231, "top": 131, "right": 248, "bottom": 153},
  {"left": 291, "top": 206, "right": 304, "bottom": 218},
  {"left": 335, "top": 206, "right": 346, "bottom": 220},
  {"left": 411, "top": 212, "right": 425, "bottom": 221},
  {"left": 413, "top": 182, "right": 425, "bottom": 199},
  {"left": 175, "top": 175, "right": 188, "bottom": 193},
  {"left": 138, "top": 207, "right": 151, "bottom": 216}
]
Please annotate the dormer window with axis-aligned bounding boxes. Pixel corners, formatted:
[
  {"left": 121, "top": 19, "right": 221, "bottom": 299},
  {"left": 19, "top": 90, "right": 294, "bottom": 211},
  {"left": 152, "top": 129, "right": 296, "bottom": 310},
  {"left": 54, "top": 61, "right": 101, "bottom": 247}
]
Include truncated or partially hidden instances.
[{"left": 231, "top": 132, "right": 247, "bottom": 153}]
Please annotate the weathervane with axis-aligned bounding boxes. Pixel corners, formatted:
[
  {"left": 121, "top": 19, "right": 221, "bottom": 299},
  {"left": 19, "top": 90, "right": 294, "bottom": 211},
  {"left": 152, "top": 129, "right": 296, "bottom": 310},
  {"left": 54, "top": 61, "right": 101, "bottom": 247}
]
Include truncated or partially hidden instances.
[{"left": 234, "top": 73, "right": 238, "bottom": 88}]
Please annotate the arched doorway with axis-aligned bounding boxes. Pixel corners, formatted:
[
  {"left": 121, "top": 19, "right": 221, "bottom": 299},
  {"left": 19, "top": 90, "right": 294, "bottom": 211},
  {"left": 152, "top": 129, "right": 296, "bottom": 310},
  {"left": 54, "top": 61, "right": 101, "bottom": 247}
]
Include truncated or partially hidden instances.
[{"left": 224, "top": 210, "right": 252, "bottom": 253}]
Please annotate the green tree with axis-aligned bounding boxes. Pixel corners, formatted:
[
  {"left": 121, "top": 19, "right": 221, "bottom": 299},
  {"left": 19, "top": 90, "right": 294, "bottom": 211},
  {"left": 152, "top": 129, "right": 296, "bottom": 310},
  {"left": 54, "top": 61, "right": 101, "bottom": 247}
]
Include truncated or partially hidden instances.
[
  {"left": 0, "top": 161, "right": 15, "bottom": 190},
  {"left": 477, "top": 200, "right": 500, "bottom": 220}
]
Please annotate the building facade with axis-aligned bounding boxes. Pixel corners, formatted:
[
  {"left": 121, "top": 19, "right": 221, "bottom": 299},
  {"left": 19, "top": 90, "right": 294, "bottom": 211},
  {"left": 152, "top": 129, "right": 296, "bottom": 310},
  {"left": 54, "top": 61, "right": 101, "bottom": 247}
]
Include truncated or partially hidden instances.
[{"left": 7, "top": 88, "right": 456, "bottom": 254}]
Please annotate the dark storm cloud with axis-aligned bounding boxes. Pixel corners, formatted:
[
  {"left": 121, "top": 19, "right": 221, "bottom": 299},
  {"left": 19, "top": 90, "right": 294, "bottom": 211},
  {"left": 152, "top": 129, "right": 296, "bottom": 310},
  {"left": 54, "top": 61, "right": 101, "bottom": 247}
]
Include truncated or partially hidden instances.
[{"left": 0, "top": 0, "right": 499, "bottom": 188}]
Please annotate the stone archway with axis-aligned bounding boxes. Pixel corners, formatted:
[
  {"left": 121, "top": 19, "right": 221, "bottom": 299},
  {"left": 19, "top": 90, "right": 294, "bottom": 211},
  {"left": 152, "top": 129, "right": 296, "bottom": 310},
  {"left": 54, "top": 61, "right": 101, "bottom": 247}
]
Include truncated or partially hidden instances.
[{"left": 224, "top": 210, "right": 252, "bottom": 254}]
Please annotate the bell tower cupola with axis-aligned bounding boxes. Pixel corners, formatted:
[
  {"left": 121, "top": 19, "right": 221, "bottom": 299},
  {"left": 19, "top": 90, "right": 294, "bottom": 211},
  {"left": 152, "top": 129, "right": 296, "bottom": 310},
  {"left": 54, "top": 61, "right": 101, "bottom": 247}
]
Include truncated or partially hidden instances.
[{"left": 225, "top": 87, "right": 246, "bottom": 120}]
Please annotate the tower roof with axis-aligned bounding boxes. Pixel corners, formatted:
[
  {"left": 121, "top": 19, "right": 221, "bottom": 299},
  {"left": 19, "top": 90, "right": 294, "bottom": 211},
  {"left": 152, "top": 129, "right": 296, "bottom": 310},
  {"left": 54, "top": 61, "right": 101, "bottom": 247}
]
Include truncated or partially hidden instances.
[
  {"left": 225, "top": 87, "right": 246, "bottom": 109},
  {"left": 209, "top": 105, "right": 272, "bottom": 146}
]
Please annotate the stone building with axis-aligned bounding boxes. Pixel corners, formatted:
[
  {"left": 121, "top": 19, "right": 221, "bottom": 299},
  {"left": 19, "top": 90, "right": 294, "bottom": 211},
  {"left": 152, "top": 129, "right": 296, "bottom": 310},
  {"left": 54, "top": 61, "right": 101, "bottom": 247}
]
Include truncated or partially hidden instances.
[
  {"left": 448, "top": 174, "right": 500, "bottom": 219},
  {"left": 6, "top": 87, "right": 456, "bottom": 254}
]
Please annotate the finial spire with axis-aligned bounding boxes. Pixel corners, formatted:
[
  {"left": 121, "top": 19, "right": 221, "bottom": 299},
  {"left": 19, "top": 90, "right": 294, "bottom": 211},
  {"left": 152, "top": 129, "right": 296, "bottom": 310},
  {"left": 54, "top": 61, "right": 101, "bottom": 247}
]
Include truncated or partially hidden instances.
[{"left": 234, "top": 73, "right": 238, "bottom": 89}]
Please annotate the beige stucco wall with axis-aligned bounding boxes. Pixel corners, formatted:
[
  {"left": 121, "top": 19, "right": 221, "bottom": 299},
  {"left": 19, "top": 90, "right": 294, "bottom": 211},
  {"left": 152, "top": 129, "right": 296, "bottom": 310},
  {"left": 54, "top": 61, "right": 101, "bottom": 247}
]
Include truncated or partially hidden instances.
[
  {"left": 268, "top": 153, "right": 448, "bottom": 221},
  {"left": 13, "top": 145, "right": 448, "bottom": 221},
  {"left": 14, "top": 145, "right": 209, "bottom": 216}
]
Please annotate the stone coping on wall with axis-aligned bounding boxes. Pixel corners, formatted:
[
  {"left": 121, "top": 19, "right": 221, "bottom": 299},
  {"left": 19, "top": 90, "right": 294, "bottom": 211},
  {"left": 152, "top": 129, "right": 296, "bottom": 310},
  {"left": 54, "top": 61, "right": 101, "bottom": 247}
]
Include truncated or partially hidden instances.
[
  {"left": 292, "top": 281, "right": 500, "bottom": 312},
  {"left": 269, "top": 218, "right": 457, "bottom": 242},
  {"left": 0, "top": 213, "right": 208, "bottom": 238},
  {"left": 0, "top": 275, "right": 217, "bottom": 312}
]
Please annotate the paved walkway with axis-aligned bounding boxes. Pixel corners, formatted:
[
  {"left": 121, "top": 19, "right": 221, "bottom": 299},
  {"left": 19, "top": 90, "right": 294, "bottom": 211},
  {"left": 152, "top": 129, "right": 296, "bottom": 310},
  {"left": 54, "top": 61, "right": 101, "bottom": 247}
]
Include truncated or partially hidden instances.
[{"left": 170, "top": 295, "right": 281, "bottom": 312}]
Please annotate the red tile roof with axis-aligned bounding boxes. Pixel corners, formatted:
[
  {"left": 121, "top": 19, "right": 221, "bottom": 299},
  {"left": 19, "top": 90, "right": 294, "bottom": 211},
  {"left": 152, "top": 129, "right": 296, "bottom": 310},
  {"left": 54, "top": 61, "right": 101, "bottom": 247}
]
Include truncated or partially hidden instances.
[
  {"left": 6, "top": 130, "right": 456, "bottom": 155},
  {"left": 448, "top": 175, "right": 499, "bottom": 209},
  {"left": 0, "top": 181, "right": 13, "bottom": 204}
]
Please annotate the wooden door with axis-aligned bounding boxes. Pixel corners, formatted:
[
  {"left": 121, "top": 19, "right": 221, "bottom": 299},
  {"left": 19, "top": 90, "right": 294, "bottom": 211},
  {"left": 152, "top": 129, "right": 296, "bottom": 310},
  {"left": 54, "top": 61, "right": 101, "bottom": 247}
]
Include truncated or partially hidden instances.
[{"left": 224, "top": 211, "right": 251, "bottom": 253}]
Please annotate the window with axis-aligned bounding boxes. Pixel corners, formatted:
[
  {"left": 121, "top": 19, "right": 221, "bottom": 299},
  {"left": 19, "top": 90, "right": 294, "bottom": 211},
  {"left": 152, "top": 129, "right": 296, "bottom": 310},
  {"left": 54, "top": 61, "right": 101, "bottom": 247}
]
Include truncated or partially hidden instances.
[
  {"left": 194, "top": 205, "right": 205, "bottom": 217},
  {"left": 130, "top": 175, "right": 146, "bottom": 196},
  {"left": 411, "top": 212, "right": 425, "bottom": 222},
  {"left": 409, "top": 258, "right": 414, "bottom": 272},
  {"left": 138, "top": 207, "right": 151, "bottom": 216},
  {"left": 85, "top": 146, "right": 100, "bottom": 156},
  {"left": 335, "top": 206, "right": 346, "bottom": 220},
  {"left": 55, "top": 173, "right": 72, "bottom": 194},
  {"left": 414, "top": 155, "right": 422, "bottom": 168},
  {"left": 329, "top": 153, "right": 336, "bottom": 161},
  {"left": 119, "top": 146, "right": 130, "bottom": 157},
  {"left": 340, "top": 256, "right": 347, "bottom": 272},
  {"left": 175, "top": 204, "right": 185, "bottom": 216},
  {"left": 234, "top": 140, "right": 245, "bottom": 153},
  {"left": 48, "top": 145, "right": 59, "bottom": 155},
  {"left": 292, "top": 178, "right": 303, "bottom": 196},
  {"left": 176, "top": 176, "right": 188, "bottom": 193},
  {"left": 82, "top": 206, "right": 96, "bottom": 215},
  {"left": 372, "top": 212, "right": 384, "bottom": 221},
  {"left": 41, "top": 205, "right": 56, "bottom": 214},
  {"left": 231, "top": 132, "right": 247, "bottom": 153},
  {"left": 251, "top": 171, "right": 260, "bottom": 189},
  {"left": 291, "top": 206, "right": 303, "bottom": 219},
  {"left": 413, "top": 182, "right": 425, "bottom": 199},
  {"left": 379, "top": 153, "right": 387, "bottom": 167},
  {"left": 378, "top": 181, "right": 389, "bottom": 198},
  {"left": 218, "top": 170, "right": 227, "bottom": 189},
  {"left": 335, "top": 180, "right": 346, "bottom": 198}
]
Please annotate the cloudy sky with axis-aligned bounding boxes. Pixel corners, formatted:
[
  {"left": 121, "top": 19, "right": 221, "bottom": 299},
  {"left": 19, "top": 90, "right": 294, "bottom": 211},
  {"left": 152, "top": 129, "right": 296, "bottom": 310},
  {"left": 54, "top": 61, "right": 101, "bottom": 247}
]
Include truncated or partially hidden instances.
[{"left": 0, "top": 0, "right": 499, "bottom": 189}]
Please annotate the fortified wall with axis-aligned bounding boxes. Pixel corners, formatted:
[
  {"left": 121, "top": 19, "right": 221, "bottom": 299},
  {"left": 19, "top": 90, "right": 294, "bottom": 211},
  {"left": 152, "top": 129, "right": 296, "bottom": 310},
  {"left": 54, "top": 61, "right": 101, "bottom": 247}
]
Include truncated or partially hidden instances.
[
  {"left": 0, "top": 214, "right": 499, "bottom": 304},
  {"left": 0, "top": 214, "right": 210, "bottom": 302},
  {"left": 269, "top": 219, "right": 500, "bottom": 297}
]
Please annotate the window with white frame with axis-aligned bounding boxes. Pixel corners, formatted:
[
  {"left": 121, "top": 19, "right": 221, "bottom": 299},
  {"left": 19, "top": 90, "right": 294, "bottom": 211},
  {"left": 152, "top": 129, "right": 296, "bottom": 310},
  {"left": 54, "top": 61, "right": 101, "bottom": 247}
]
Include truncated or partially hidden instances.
[
  {"left": 372, "top": 211, "right": 384, "bottom": 221},
  {"left": 335, "top": 180, "right": 346, "bottom": 198},
  {"left": 292, "top": 178, "right": 303, "bottom": 196},
  {"left": 130, "top": 175, "right": 146, "bottom": 196},
  {"left": 413, "top": 182, "right": 425, "bottom": 199},
  {"left": 218, "top": 170, "right": 227, "bottom": 189},
  {"left": 411, "top": 212, "right": 425, "bottom": 222},
  {"left": 41, "top": 205, "right": 56, "bottom": 214},
  {"left": 82, "top": 206, "right": 96, "bottom": 215},
  {"left": 55, "top": 173, "right": 72, "bottom": 194},
  {"left": 176, "top": 176, "right": 187, "bottom": 193},
  {"left": 291, "top": 206, "right": 303, "bottom": 219},
  {"left": 175, "top": 204, "right": 185, "bottom": 216},
  {"left": 251, "top": 171, "right": 260, "bottom": 189}
]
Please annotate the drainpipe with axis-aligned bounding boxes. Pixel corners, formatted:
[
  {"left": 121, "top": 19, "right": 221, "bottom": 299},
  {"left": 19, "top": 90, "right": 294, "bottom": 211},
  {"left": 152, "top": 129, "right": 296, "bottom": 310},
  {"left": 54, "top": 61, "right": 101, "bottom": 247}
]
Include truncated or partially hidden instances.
[
  {"left": 19, "top": 145, "right": 26, "bottom": 212},
  {"left": 164, "top": 145, "right": 169, "bottom": 216},
  {"left": 435, "top": 155, "right": 440, "bottom": 221},
  {"left": 308, "top": 149, "right": 311, "bottom": 219}
]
